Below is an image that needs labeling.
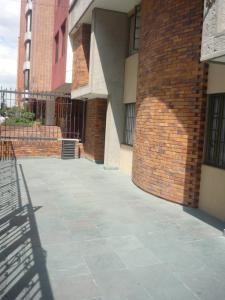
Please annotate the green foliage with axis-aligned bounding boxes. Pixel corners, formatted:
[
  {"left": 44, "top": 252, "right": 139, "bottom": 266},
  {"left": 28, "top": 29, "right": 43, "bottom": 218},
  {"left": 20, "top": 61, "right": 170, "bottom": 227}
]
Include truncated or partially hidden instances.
[{"left": 0, "top": 106, "right": 35, "bottom": 126}]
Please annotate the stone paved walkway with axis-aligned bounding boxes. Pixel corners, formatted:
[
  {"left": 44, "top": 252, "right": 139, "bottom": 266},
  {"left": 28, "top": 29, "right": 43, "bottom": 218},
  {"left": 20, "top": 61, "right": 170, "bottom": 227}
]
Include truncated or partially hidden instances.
[{"left": 1, "top": 158, "right": 225, "bottom": 300}]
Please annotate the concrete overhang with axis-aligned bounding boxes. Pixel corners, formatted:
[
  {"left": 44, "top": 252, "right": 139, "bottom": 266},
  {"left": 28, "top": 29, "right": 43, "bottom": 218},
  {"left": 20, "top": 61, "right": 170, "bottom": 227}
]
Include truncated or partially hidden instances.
[
  {"left": 71, "top": 85, "right": 108, "bottom": 100},
  {"left": 69, "top": 0, "right": 140, "bottom": 34},
  {"left": 201, "top": 51, "right": 225, "bottom": 64}
]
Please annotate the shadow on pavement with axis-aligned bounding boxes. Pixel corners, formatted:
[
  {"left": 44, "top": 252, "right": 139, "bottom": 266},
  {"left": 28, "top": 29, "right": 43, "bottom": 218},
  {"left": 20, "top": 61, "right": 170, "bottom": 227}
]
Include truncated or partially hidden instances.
[{"left": 0, "top": 141, "right": 54, "bottom": 300}]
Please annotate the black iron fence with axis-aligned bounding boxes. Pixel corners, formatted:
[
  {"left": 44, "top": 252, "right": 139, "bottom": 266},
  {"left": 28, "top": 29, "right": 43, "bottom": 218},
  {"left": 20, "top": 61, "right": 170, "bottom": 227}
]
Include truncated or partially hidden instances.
[{"left": 0, "top": 89, "right": 86, "bottom": 141}]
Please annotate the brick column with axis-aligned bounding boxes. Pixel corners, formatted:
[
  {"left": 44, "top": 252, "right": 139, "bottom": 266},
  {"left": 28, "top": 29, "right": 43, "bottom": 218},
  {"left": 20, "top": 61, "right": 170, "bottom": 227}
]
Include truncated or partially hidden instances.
[
  {"left": 72, "top": 24, "right": 91, "bottom": 90},
  {"left": 84, "top": 99, "right": 107, "bottom": 163},
  {"left": 132, "top": 0, "right": 208, "bottom": 207}
]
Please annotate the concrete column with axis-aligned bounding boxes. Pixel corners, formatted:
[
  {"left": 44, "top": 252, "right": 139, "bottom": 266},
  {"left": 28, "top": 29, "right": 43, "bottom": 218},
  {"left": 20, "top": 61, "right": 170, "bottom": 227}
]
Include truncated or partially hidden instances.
[
  {"left": 91, "top": 8, "right": 128, "bottom": 169},
  {"left": 45, "top": 99, "right": 55, "bottom": 126}
]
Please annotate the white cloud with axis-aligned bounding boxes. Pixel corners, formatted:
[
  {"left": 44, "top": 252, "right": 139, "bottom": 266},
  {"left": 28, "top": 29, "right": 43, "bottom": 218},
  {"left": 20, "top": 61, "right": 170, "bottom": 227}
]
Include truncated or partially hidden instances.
[{"left": 0, "top": 0, "right": 20, "bottom": 88}]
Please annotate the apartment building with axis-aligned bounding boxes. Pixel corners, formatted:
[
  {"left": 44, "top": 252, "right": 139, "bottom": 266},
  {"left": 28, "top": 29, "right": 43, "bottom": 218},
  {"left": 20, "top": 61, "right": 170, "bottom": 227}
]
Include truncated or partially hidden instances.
[
  {"left": 17, "top": 0, "right": 56, "bottom": 93},
  {"left": 199, "top": 0, "right": 225, "bottom": 220},
  {"left": 52, "top": 0, "right": 73, "bottom": 93},
  {"left": 69, "top": 0, "right": 225, "bottom": 221}
]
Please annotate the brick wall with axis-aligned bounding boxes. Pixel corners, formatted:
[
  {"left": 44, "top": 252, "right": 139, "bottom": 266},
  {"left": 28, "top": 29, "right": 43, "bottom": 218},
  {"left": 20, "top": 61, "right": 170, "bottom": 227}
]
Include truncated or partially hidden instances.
[
  {"left": 10, "top": 140, "right": 61, "bottom": 158},
  {"left": 30, "top": 0, "right": 56, "bottom": 91},
  {"left": 71, "top": 24, "right": 91, "bottom": 90},
  {"left": 132, "top": 0, "right": 208, "bottom": 207},
  {"left": 84, "top": 99, "right": 107, "bottom": 163}
]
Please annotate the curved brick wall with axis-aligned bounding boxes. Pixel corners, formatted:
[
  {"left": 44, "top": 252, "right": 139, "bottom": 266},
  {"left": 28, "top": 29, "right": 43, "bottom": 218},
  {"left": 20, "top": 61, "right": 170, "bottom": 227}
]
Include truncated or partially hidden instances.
[{"left": 132, "top": 0, "right": 208, "bottom": 207}]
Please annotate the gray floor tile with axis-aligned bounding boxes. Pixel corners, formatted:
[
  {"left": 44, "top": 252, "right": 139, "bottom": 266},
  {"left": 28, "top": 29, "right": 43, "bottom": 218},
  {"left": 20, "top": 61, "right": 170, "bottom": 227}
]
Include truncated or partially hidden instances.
[
  {"left": 5, "top": 158, "right": 224, "bottom": 300},
  {"left": 84, "top": 252, "right": 126, "bottom": 274}
]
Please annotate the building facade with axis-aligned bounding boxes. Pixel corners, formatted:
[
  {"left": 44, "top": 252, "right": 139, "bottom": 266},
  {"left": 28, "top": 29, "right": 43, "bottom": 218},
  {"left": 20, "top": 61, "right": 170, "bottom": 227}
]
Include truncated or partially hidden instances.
[
  {"left": 199, "top": 0, "right": 225, "bottom": 221},
  {"left": 17, "top": 0, "right": 56, "bottom": 93},
  {"left": 69, "top": 0, "right": 225, "bottom": 221},
  {"left": 52, "top": 0, "right": 73, "bottom": 93}
]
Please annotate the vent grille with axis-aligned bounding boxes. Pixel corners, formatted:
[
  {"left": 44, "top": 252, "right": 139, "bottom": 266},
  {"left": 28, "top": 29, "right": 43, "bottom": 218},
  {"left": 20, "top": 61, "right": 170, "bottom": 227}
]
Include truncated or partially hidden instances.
[{"left": 61, "top": 140, "right": 75, "bottom": 160}]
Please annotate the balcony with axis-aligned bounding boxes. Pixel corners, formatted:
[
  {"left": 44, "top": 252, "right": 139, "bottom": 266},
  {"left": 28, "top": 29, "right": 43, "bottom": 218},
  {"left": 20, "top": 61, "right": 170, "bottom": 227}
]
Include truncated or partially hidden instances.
[
  {"left": 24, "top": 31, "right": 32, "bottom": 43},
  {"left": 201, "top": 0, "right": 225, "bottom": 63},
  {"left": 25, "top": 0, "right": 32, "bottom": 15}
]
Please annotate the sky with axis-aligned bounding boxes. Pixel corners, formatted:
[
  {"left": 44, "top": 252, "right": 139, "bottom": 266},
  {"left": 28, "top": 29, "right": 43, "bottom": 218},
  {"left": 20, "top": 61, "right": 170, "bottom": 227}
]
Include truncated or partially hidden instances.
[{"left": 0, "top": 0, "right": 20, "bottom": 88}]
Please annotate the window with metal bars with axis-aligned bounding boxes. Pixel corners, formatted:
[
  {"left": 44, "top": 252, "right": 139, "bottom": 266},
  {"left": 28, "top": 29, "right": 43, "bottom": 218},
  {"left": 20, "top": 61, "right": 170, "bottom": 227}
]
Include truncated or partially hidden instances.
[
  {"left": 128, "top": 5, "right": 141, "bottom": 56},
  {"left": 124, "top": 103, "right": 136, "bottom": 146},
  {"left": 205, "top": 94, "right": 225, "bottom": 169}
]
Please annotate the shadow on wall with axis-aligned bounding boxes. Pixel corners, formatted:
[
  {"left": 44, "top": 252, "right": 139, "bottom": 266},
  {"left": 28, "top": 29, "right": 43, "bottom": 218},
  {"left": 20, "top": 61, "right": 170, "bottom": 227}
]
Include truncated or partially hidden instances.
[
  {"left": 0, "top": 141, "right": 54, "bottom": 300},
  {"left": 93, "top": 8, "right": 129, "bottom": 166},
  {"left": 132, "top": 0, "right": 208, "bottom": 208}
]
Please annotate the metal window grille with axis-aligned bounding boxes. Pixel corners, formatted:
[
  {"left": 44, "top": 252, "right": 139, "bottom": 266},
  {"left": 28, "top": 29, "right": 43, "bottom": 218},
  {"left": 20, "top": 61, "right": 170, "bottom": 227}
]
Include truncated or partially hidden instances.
[
  {"left": 129, "top": 5, "right": 141, "bottom": 56},
  {"left": 124, "top": 103, "right": 136, "bottom": 146},
  {"left": 205, "top": 93, "right": 225, "bottom": 169}
]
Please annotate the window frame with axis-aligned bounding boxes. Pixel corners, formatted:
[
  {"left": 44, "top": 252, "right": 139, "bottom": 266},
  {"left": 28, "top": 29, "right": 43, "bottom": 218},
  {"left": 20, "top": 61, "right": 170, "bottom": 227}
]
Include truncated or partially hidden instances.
[
  {"left": 204, "top": 93, "right": 225, "bottom": 170},
  {"left": 55, "top": 32, "right": 59, "bottom": 63},
  {"left": 61, "top": 20, "right": 66, "bottom": 57},
  {"left": 123, "top": 103, "right": 136, "bottom": 146},
  {"left": 26, "top": 11, "right": 32, "bottom": 32},
  {"left": 128, "top": 5, "right": 141, "bottom": 56},
  {"left": 24, "top": 69, "right": 30, "bottom": 91},
  {"left": 25, "top": 41, "right": 31, "bottom": 61}
]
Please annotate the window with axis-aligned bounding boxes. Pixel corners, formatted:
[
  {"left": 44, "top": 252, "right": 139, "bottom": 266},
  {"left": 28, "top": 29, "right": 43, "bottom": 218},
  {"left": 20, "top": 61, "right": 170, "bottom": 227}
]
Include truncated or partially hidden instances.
[
  {"left": 25, "top": 41, "right": 31, "bottom": 61},
  {"left": 24, "top": 70, "right": 30, "bottom": 90},
  {"left": 129, "top": 5, "right": 141, "bottom": 56},
  {"left": 61, "top": 21, "right": 66, "bottom": 56},
  {"left": 205, "top": 94, "right": 225, "bottom": 169},
  {"left": 55, "top": 33, "right": 59, "bottom": 63},
  {"left": 26, "top": 11, "right": 32, "bottom": 32},
  {"left": 124, "top": 103, "right": 136, "bottom": 146}
]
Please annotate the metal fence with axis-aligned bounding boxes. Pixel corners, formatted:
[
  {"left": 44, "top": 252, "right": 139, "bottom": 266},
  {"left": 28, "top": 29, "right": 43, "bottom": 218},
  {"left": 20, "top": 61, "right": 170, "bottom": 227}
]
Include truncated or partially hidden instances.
[{"left": 0, "top": 89, "right": 86, "bottom": 141}]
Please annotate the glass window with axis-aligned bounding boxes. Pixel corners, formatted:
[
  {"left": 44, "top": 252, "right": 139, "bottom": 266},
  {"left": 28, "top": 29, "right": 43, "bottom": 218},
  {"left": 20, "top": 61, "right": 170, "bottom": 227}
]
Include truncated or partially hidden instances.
[
  {"left": 124, "top": 103, "right": 136, "bottom": 146},
  {"left": 25, "top": 41, "right": 31, "bottom": 61},
  {"left": 26, "top": 11, "right": 32, "bottom": 32},
  {"left": 61, "top": 21, "right": 66, "bottom": 56},
  {"left": 205, "top": 94, "right": 225, "bottom": 169},
  {"left": 129, "top": 5, "right": 141, "bottom": 56},
  {"left": 24, "top": 70, "right": 30, "bottom": 90},
  {"left": 55, "top": 33, "right": 59, "bottom": 63}
]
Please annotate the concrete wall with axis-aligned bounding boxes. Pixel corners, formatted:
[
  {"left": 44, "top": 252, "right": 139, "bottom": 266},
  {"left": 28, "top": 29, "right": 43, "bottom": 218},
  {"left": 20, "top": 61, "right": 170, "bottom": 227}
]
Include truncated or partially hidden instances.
[
  {"left": 199, "top": 62, "right": 225, "bottom": 221},
  {"left": 69, "top": 0, "right": 93, "bottom": 32},
  {"left": 123, "top": 53, "right": 138, "bottom": 103},
  {"left": 120, "top": 145, "right": 133, "bottom": 175},
  {"left": 199, "top": 165, "right": 225, "bottom": 221},
  {"left": 207, "top": 63, "right": 225, "bottom": 94},
  {"left": 90, "top": 9, "right": 128, "bottom": 169},
  {"left": 201, "top": 0, "right": 225, "bottom": 61}
]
